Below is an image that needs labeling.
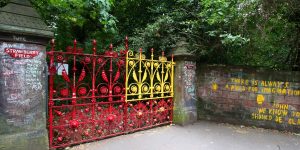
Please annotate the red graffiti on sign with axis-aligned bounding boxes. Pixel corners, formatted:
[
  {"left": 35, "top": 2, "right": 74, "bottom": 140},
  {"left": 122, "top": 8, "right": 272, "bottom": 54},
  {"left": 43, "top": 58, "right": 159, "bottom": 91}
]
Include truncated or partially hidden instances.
[{"left": 4, "top": 48, "right": 40, "bottom": 59}]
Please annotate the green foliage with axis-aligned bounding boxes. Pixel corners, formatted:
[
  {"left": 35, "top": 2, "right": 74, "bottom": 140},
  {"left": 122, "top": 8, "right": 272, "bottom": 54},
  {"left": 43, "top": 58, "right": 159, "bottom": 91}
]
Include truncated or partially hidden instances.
[
  {"left": 32, "top": 0, "right": 300, "bottom": 70},
  {"left": 31, "top": 0, "right": 117, "bottom": 51},
  {"left": 119, "top": 0, "right": 300, "bottom": 70}
]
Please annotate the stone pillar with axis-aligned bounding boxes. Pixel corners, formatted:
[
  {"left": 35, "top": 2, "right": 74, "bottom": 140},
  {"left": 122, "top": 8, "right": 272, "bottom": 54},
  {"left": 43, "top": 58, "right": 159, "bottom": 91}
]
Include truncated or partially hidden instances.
[
  {"left": 172, "top": 39, "right": 197, "bottom": 125},
  {"left": 0, "top": 1, "right": 53, "bottom": 150}
]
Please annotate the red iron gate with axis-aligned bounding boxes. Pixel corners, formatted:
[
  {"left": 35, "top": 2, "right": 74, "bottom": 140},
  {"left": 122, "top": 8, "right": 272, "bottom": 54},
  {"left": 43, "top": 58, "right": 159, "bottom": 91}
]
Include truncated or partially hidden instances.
[{"left": 47, "top": 38, "right": 174, "bottom": 149}]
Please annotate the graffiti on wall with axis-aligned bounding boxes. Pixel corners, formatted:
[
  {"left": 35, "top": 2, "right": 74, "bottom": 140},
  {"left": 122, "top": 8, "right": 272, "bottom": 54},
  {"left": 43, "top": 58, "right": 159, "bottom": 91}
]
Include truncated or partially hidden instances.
[
  {"left": 210, "top": 77, "right": 300, "bottom": 126},
  {"left": 214, "top": 78, "right": 300, "bottom": 96},
  {"left": 183, "top": 61, "right": 196, "bottom": 107},
  {"left": 252, "top": 103, "right": 300, "bottom": 125},
  {"left": 0, "top": 42, "right": 45, "bottom": 127}
]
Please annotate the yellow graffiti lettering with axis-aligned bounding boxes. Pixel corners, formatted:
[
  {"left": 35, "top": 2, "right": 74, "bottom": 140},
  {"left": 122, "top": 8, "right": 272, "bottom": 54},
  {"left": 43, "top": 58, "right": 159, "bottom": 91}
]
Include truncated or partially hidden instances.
[
  {"left": 276, "top": 88, "right": 283, "bottom": 95},
  {"left": 227, "top": 78, "right": 298, "bottom": 97},
  {"left": 254, "top": 80, "right": 258, "bottom": 86},
  {"left": 258, "top": 108, "right": 266, "bottom": 114},
  {"left": 228, "top": 85, "right": 248, "bottom": 92},
  {"left": 294, "top": 90, "right": 300, "bottom": 96},
  {"left": 225, "top": 84, "right": 229, "bottom": 90},
  {"left": 232, "top": 78, "right": 240, "bottom": 84},
  {"left": 253, "top": 87, "right": 258, "bottom": 92},
  {"left": 269, "top": 109, "right": 288, "bottom": 117},
  {"left": 292, "top": 112, "right": 300, "bottom": 118},
  {"left": 267, "top": 81, "right": 275, "bottom": 87},
  {"left": 245, "top": 80, "right": 249, "bottom": 85},
  {"left": 247, "top": 87, "right": 251, "bottom": 91},
  {"left": 288, "top": 118, "right": 297, "bottom": 125},
  {"left": 230, "top": 85, "right": 235, "bottom": 91},
  {"left": 288, "top": 90, "right": 293, "bottom": 96},
  {"left": 241, "top": 79, "right": 244, "bottom": 85},
  {"left": 251, "top": 80, "right": 258, "bottom": 86},
  {"left": 285, "top": 89, "right": 300, "bottom": 96},
  {"left": 230, "top": 78, "right": 235, "bottom": 83},
  {"left": 247, "top": 87, "right": 258, "bottom": 92},
  {"left": 240, "top": 86, "right": 246, "bottom": 91},
  {"left": 261, "top": 81, "right": 283, "bottom": 88},
  {"left": 273, "top": 103, "right": 289, "bottom": 110},
  {"left": 281, "top": 89, "right": 287, "bottom": 95},
  {"left": 271, "top": 88, "right": 276, "bottom": 94},
  {"left": 251, "top": 113, "right": 273, "bottom": 121},
  {"left": 275, "top": 116, "right": 283, "bottom": 123},
  {"left": 262, "top": 88, "right": 271, "bottom": 93},
  {"left": 235, "top": 85, "right": 239, "bottom": 91},
  {"left": 284, "top": 82, "right": 289, "bottom": 88}
]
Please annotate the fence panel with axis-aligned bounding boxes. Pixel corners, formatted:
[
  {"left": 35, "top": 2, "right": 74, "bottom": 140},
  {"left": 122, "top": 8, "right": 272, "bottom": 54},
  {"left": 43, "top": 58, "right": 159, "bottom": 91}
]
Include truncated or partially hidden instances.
[{"left": 47, "top": 38, "right": 174, "bottom": 149}]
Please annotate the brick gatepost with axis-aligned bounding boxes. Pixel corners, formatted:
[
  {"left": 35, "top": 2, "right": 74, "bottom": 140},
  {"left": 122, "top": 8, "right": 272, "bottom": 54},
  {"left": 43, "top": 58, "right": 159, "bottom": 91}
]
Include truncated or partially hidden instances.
[{"left": 172, "top": 38, "right": 197, "bottom": 125}]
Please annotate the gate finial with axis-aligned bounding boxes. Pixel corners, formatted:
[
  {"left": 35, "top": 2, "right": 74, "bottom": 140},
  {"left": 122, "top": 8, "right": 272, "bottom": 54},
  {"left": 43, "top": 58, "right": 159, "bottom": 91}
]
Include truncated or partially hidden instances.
[
  {"left": 125, "top": 36, "right": 128, "bottom": 51},
  {"left": 92, "top": 39, "right": 97, "bottom": 54},
  {"left": 73, "top": 39, "right": 77, "bottom": 52},
  {"left": 172, "top": 49, "right": 174, "bottom": 61},
  {"left": 50, "top": 39, "right": 55, "bottom": 52},
  {"left": 109, "top": 44, "right": 113, "bottom": 51}
]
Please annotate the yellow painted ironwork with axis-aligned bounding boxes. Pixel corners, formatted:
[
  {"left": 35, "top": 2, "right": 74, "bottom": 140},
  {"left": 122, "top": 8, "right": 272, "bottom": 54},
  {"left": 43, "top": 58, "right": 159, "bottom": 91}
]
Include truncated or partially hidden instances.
[{"left": 125, "top": 49, "right": 175, "bottom": 102}]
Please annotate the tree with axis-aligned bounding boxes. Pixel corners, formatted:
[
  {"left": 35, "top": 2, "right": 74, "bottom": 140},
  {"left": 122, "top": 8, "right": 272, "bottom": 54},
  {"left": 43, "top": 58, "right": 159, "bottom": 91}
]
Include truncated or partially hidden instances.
[
  {"left": 31, "top": 0, "right": 300, "bottom": 70},
  {"left": 31, "top": 0, "right": 117, "bottom": 51},
  {"left": 117, "top": 0, "right": 300, "bottom": 70}
]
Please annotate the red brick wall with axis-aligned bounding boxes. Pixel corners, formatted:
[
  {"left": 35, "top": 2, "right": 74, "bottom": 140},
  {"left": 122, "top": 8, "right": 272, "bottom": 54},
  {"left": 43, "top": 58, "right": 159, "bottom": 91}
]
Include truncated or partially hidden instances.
[{"left": 197, "top": 65, "right": 300, "bottom": 132}]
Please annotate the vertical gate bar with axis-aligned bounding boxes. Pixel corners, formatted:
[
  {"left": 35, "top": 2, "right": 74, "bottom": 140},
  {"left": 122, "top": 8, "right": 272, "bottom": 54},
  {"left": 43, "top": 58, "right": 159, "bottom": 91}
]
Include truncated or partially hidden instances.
[
  {"left": 124, "top": 37, "right": 129, "bottom": 131},
  {"left": 138, "top": 48, "right": 142, "bottom": 99},
  {"left": 123, "top": 102, "right": 128, "bottom": 132},
  {"left": 138, "top": 48, "right": 142, "bottom": 128},
  {"left": 170, "top": 98, "right": 174, "bottom": 124},
  {"left": 109, "top": 44, "right": 113, "bottom": 135},
  {"left": 72, "top": 39, "right": 77, "bottom": 119},
  {"left": 170, "top": 53, "right": 174, "bottom": 123},
  {"left": 48, "top": 39, "right": 55, "bottom": 148},
  {"left": 150, "top": 48, "right": 154, "bottom": 98},
  {"left": 150, "top": 100, "right": 153, "bottom": 126},
  {"left": 161, "top": 51, "right": 165, "bottom": 97},
  {"left": 150, "top": 48, "right": 154, "bottom": 126},
  {"left": 109, "top": 44, "right": 113, "bottom": 102},
  {"left": 92, "top": 40, "right": 97, "bottom": 134}
]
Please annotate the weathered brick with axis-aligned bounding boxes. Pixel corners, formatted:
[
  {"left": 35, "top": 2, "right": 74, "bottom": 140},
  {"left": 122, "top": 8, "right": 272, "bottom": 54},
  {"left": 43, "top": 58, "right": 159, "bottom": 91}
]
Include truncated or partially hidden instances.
[
  {"left": 285, "top": 96, "right": 300, "bottom": 102},
  {"left": 243, "top": 100, "right": 256, "bottom": 108},
  {"left": 196, "top": 64, "right": 300, "bottom": 132},
  {"left": 209, "top": 90, "right": 223, "bottom": 98},
  {"left": 227, "top": 92, "right": 239, "bottom": 99},
  {"left": 197, "top": 87, "right": 208, "bottom": 97},
  {"left": 239, "top": 92, "right": 249, "bottom": 100},
  {"left": 248, "top": 93, "right": 257, "bottom": 101},
  {"left": 227, "top": 99, "right": 235, "bottom": 105}
]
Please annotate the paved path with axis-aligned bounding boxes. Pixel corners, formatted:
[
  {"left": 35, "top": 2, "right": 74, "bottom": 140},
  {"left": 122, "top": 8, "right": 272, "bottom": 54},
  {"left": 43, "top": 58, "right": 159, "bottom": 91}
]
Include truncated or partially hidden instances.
[{"left": 70, "top": 121, "right": 300, "bottom": 150}]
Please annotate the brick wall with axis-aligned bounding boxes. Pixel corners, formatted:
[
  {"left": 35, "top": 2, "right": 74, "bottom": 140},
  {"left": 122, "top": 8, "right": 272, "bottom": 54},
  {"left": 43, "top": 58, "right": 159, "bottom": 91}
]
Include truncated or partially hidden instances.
[{"left": 197, "top": 64, "right": 300, "bottom": 132}]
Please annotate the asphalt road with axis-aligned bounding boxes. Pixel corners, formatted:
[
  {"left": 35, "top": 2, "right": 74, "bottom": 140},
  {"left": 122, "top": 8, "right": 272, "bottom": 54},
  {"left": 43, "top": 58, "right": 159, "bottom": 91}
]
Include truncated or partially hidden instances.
[{"left": 69, "top": 121, "right": 300, "bottom": 150}]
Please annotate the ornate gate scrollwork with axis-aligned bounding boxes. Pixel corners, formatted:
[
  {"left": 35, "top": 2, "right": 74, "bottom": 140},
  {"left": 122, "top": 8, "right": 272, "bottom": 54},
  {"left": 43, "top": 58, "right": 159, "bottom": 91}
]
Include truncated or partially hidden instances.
[
  {"left": 125, "top": 48, "right": 174, "bottom": 101},
  {"left": 47, "top": 37, "right": 174, "bottom": 149}
]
